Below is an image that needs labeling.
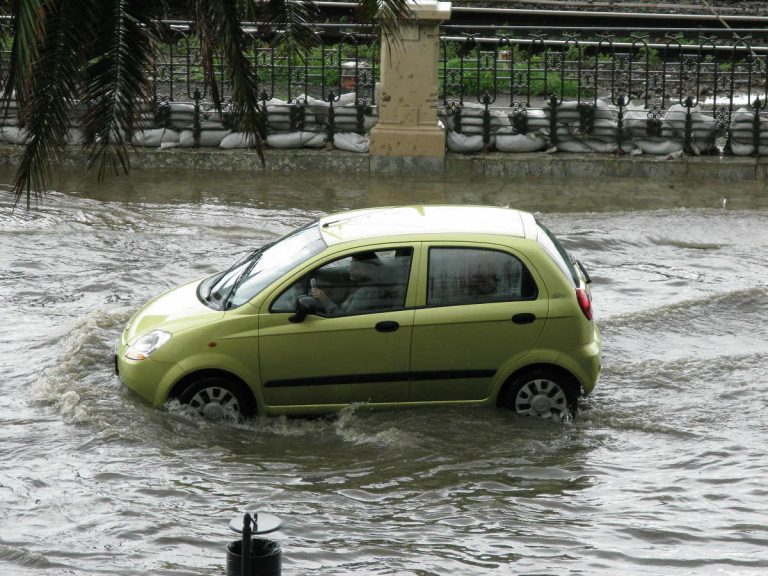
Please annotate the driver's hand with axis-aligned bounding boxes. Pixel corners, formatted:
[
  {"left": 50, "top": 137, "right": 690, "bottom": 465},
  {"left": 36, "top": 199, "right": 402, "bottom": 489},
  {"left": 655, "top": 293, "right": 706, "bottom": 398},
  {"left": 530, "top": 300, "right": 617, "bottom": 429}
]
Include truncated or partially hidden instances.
[{"left": 311, "top": 287, "right": 328, "bottom": 303}]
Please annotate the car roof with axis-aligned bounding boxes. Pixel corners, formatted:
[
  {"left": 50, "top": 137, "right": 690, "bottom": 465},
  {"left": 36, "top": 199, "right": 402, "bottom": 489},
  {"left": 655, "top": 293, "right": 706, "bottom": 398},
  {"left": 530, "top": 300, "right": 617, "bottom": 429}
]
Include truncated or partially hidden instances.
[{"left": 318, "top": 205, "right": 537, "bottom": 245}]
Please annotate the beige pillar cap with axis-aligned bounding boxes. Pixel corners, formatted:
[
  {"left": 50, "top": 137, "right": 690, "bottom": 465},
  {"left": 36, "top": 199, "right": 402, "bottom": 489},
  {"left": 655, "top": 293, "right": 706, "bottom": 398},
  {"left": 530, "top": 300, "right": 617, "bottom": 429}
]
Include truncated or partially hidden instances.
[{"left": 408, "top": 0, "right": 452, "bottom": 21}]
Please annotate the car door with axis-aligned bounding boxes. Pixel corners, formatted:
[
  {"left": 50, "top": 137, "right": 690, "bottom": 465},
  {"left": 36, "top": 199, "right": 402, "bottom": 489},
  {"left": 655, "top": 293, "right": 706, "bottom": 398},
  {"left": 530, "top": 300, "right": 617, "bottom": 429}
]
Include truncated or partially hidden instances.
[
  {"left": 258, "top": 246, "right": 419, "bottom": 408},
  {"left": 410, "top": 243, "right": 548, "bottom": 402}
]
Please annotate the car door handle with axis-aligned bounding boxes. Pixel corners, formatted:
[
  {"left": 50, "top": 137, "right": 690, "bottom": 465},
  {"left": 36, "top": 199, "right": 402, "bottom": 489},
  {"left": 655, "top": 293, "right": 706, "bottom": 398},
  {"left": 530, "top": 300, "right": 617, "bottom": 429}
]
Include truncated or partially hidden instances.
[
  {"left": 512, "top": 313, "right": 536, "bottom": 325},
  {"left": 375, "top": 321, "right": 400, "bottom": 332}
]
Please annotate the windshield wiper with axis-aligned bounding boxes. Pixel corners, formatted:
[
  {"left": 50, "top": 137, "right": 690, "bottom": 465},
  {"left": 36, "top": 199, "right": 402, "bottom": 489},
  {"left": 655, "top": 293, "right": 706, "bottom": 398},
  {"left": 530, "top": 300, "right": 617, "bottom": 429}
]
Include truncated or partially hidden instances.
[
  {"left": 202, "top": 243, "right": 273, "bottom": 305},
  {"left": 221, "top": 242, "right": 274, "bottom": 309}
]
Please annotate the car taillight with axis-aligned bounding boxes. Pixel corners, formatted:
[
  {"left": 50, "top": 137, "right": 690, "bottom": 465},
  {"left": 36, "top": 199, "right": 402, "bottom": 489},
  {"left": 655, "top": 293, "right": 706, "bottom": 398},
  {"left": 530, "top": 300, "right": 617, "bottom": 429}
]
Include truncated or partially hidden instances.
[{"left": 576, "top": 288, "right": 593, "bottom": 320}]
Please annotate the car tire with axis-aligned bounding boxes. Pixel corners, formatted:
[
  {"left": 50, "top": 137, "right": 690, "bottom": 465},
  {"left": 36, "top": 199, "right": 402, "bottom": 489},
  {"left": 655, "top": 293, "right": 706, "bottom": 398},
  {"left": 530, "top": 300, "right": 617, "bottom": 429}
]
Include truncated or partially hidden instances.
[
  {"left": 501, "top": 369, "right": 578, "bottom": 421},
  {"left": 178, "top": 376, "right": 256, "bottom": 421}
]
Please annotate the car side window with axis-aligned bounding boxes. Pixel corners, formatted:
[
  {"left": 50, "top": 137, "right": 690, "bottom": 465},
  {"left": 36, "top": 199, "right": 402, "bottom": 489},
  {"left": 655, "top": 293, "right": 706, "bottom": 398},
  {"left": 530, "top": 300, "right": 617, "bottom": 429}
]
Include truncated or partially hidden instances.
[
  {"left": 427, "top": 247, "right": 537, "bottom": 307},
  {"left": 271, "top": 247, "right": 413, "bottom": 315}
]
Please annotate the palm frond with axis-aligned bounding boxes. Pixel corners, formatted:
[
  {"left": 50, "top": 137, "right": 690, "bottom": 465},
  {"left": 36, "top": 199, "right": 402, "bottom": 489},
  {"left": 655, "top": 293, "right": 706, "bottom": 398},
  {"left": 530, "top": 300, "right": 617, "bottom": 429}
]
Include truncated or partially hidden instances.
[
  {"left": 247, "top": 0, "right": 319, "bottom": 52},
  {"left": 194, "top": 0, "right": 266, "bottom": 155},
  {"left": 83, "top": 0, "right": 161, "bottom": 181},
  {"left": 3, "top": 0, "right": 47, "bottom": 106},
  {"left": 355, "top": 0, "right": 410, "bottom": 43},
  {"left": 12, "top": 0, "right": 95, "bottom": 208}
]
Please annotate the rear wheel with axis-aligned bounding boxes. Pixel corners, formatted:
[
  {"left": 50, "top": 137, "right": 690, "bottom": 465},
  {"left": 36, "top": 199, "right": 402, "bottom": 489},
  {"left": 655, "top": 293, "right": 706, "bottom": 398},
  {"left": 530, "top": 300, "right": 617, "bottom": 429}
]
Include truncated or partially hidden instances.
[
  {"left": 502, "top": 370, "right": 578, "bottom": 421},
  {"left": 178, "top": 376, "right": 256, "bottom": 421}
]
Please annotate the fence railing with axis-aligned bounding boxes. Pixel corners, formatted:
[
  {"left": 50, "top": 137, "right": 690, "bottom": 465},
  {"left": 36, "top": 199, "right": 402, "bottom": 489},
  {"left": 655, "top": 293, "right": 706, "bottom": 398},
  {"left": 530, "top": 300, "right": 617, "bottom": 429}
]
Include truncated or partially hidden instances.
[
  {"left": 3, "top": 17, "right": 768, "bottom": 156},
  {"left": 438, "top": 30, "right": 768, "bottom": 155}
]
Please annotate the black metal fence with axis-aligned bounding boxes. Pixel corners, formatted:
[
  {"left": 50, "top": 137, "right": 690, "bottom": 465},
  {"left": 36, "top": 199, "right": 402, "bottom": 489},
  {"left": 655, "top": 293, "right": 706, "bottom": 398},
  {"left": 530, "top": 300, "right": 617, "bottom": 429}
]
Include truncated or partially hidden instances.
[
  {"left": 3, "top": 17, "right": 768, "bottom": 156},
  {"left": 439, "top": 30, "right": 768, "bottom": 156},
  {"left": 149, "top": 23, "right": 379, "bottom": 140}
]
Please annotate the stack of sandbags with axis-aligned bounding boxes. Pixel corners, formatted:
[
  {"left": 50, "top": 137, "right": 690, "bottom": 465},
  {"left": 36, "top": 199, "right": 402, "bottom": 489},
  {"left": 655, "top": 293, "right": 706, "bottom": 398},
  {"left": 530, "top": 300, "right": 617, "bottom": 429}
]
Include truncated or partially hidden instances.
[
  {"left": 624, "top": 104, "right": 683, "bottom": 155},
  {"left": 543, "top": 100, "right": 635, "bottom": 153},
  {"left": 0, "top": 96, "right": 27, "bottom": 144},
  {"left": 728, "top": 107, "right": 768, "bottom": 156},
  {"left": 441, "top": 102, "right": 512, "bottom": 152},
  {"left": 663, "top": 104, "right": 717, "bottom": 155},
  {"left": 495, "top": 109, "right": 548, "bottom": 153}
]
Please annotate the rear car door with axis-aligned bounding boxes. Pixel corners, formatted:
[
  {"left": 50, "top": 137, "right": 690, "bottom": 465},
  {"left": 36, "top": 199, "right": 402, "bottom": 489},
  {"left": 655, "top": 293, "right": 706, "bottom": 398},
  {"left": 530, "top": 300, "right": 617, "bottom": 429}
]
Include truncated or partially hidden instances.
[{"left": 410, "top": 243, "right": 548, "bottom": 402}]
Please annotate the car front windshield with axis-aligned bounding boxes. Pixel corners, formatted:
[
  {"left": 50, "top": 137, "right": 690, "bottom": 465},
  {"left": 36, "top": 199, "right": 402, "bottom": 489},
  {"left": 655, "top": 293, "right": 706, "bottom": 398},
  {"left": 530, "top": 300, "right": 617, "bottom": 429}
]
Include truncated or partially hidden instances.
[{"left": 208, "top": 223, "right": 325, "bottom": 309}]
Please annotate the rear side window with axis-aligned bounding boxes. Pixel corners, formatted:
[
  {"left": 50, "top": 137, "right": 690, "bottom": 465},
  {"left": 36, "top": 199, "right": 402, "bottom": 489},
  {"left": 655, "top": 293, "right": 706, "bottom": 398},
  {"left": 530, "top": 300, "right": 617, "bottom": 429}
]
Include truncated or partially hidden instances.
[
  {"left": 427, "top": 247, "right": 537, "bottom": 307},
  {"left": 536, "top": 221, "right": 579, "bottom": 287}
]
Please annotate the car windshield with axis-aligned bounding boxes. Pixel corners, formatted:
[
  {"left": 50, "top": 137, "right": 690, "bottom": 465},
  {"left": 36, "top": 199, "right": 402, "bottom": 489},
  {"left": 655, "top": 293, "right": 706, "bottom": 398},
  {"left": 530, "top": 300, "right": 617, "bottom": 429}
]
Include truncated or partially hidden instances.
[{"left": 205, "top": 222, "right": 325, "bottom": 309}]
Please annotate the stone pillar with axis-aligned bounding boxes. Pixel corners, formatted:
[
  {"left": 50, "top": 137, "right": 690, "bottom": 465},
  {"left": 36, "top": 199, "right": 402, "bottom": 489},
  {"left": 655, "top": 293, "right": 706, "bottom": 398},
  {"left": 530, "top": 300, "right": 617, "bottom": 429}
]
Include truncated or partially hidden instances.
[{"left": 369, "top": 0, "right": 452, "bottom": 171}]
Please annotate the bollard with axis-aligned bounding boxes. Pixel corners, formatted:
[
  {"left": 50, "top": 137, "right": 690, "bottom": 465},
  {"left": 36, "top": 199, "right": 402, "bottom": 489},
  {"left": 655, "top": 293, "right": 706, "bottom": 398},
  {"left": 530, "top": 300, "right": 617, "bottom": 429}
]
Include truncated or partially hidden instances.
[{"left": 226, "top": 512, "right": 282, "bottom": 576}]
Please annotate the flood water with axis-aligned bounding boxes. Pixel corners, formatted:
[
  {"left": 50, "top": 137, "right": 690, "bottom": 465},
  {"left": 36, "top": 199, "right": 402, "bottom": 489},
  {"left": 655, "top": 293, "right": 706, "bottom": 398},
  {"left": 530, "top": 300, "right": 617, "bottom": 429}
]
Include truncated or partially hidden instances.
[{"left": 1, "top": 167, "right": 768, "bottom": 575}]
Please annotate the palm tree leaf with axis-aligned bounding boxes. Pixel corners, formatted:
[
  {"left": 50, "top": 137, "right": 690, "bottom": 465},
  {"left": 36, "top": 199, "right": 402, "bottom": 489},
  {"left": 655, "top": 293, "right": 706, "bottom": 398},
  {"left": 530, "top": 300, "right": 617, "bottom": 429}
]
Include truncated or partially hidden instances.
[
  {"left": 355, "top": 0, "right": 409, "bottom": 43},
  {"left": 193, "top": 0, "right": 266, "bottom": 154},
  {"left": 3, "top": 0, "right": 47, "bottom": 107},
  {"left": 83, "top": 0, "right": 162, "bottom": 181},
  {"left": 12, "top": 0, "right": 96, "bottom": 208},
  {"left": 246, "top": 0, "right": 319, "bottom": 52}
]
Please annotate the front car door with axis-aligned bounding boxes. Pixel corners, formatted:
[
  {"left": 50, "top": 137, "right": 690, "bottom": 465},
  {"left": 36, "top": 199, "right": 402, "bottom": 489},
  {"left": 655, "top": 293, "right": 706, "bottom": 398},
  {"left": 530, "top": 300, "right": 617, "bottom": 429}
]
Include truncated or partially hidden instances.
[
  {"left": 258, "top": 246, "right": 419, "bottom": 411},
  {"left": 410, "top": 243, "right": 548, "bottom": 402}
]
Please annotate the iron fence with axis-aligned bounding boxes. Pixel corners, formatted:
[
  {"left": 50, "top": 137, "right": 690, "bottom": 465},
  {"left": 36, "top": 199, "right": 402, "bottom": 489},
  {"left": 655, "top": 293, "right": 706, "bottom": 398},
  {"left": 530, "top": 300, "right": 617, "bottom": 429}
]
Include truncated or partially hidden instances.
[
  {"left": 4, "top": 16, "right": 768, "bottom": 156},
  {"left": 439, "top": 30, "right": 768, "bottom": 155}
]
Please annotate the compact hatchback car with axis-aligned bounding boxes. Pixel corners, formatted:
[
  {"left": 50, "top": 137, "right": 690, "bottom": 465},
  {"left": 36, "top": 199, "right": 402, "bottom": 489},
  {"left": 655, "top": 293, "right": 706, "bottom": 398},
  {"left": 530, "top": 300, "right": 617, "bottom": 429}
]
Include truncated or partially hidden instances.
[{"left": 116, "top": 205, "right": 601, "bottom": 421}]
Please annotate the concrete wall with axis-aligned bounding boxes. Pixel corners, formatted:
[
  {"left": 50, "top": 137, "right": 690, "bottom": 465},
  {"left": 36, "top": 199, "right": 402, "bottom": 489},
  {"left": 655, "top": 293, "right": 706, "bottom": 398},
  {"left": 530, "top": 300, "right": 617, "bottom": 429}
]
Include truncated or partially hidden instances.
[{"left": 2, "top": 144, "right": 766, "bottom": 182}]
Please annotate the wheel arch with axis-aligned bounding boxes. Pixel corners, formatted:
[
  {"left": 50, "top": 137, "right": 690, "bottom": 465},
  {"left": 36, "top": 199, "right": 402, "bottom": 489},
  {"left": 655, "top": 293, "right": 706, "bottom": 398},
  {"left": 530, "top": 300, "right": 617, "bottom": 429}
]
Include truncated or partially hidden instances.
[
  {"left": 496, "top": 363, "right": 581, "bottom": 407},
  {"left": 168, "top": 369, "right": 258, "bottom": 411}
]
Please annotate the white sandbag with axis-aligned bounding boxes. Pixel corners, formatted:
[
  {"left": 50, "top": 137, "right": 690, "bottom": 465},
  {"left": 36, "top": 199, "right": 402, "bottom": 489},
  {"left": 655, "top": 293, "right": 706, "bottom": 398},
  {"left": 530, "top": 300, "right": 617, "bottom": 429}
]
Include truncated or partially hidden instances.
[
  {"left": 495, "top": 132, "right": 547, "bottom": 153},
  {"left": 333, "top": 108, "right": 378, "bottom": 133},
  {"left": 336, "top": 92, "right": 358, "bottom": 106},
  {"left": 333, "top": 132, "right": 369, "bottom": 153},
  {"left": 179, "top": 129, "right": 231, "bottom": 148},
  {"left": 729, "top": 141, "right": 768, "bottom": 156},
  {"left": 219, "top": 132, "right": 257, "bottom": 149},
  {"left": 446, "top": 130, "right": 486, "bottom": 153},
  {"left": 634, "top": 139, "right": 684, "bottom": 155},
  {"left": 0, "top": 126, "right": 29, "bottom": 144},
  {"left": 584, "top": 140, "right": 636, "bottom": 154},
  {"left": 132, "top": 128, "right": 179, "bottom": 147},
  {"left": 442, "top": 106, "right": 511, "bottom": 132},
  {"left": 545, "top": 99, "right": 618, "bottom": 121},
  {"left": 167, "top": 103, "right": 197, "bottom": 129},
  {"left": 266, "top": 131, "right": 318, "bottom": 149},
  {"left": 304, "top": 132, "right": 328, "bottom": 149},
  {"left": 555, "top": 139, "right": 594, "bottom": 153}
]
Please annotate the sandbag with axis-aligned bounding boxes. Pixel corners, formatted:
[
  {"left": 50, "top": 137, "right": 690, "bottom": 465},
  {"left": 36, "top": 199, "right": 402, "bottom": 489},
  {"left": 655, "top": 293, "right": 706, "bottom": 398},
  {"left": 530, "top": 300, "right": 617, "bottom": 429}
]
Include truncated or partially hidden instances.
[
  {"left": 333, "top": 132, "right": 369, "bottom": 153},
  {"left": 446, "top": 130, "right": 486, "bottom": 153},
  {"left": 0, "top": 126, "right": 30, "bottom": 144},
  {"left": 219, "top": 132, "right": 257, "bottom": 149},
  {"left": 179, "top": 129, "right": 231, "bottom": 148},
  {"left": 132, "top": 128, "right": 180, "bottom": 147},
  {"left": 730, "top": 141, "right": 768, "bottom": 156},
  {"left": 266, "top": 131, "right": 320, "bottom": 149},
  {"left": 634, "top": 139, "right": 684, "bottom": 155},
  {"left": 495, "top": 132, "right": 547, "bottom": 153}
]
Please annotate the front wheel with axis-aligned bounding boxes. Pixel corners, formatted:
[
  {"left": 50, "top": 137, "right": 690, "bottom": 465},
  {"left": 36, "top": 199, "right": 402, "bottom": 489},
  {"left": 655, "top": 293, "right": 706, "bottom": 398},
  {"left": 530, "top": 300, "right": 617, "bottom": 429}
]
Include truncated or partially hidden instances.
[
  {"left": 177, "top": 376, "right": 256, "bottom": 421},
  {"left": 501, "top": 370, "right": 578, "bottom": 421}
]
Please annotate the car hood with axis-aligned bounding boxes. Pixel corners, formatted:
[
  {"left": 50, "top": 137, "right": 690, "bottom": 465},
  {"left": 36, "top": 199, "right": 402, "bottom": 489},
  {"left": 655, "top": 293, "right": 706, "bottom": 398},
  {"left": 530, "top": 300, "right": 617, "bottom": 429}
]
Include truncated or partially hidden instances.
[{"left": 123, "top": 279, "right": 223, "bottom": 344}]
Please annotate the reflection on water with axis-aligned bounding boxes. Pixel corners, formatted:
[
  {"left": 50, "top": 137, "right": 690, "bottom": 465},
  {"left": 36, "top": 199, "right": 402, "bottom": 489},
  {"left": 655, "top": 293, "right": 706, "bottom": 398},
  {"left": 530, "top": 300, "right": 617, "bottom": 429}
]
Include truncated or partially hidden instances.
[{"left": 1, "top": 167, "right": 768, "bottom": 575}]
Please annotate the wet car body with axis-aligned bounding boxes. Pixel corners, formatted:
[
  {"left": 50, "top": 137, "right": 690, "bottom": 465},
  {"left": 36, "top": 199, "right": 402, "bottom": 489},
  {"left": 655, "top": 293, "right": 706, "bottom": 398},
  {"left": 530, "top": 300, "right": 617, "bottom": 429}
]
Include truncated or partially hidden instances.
[{"left": 116, "top": 205, "right": 601, "bottom": 421}]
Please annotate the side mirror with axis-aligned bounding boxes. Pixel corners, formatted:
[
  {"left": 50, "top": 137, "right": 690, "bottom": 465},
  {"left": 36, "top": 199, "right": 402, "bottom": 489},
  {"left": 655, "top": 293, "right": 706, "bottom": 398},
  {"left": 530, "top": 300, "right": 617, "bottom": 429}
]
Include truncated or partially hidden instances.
[{"left": 288, "top": 295, "right": 318, "bottom": 323}]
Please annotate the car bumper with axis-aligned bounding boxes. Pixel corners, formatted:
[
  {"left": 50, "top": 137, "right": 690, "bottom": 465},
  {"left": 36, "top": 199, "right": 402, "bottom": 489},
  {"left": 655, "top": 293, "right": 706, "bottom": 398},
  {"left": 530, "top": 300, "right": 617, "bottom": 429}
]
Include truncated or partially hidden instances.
[{"left": 115, "top": 340, "right": 179, "bottom": 406}]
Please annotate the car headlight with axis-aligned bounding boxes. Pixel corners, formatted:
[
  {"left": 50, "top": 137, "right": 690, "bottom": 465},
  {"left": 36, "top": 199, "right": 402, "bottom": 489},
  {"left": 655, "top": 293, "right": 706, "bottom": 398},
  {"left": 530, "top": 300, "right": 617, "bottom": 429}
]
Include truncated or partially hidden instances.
[{"left": 125, "top": 330, "right": 172, "bottom": 361}]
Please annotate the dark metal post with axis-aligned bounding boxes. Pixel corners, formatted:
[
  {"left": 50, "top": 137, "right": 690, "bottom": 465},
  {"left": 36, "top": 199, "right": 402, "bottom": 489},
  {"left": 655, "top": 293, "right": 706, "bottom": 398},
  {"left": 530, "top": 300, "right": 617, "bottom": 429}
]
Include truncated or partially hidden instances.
[{"left": 241, "top": 514, "right": 252, "bottom": 576}]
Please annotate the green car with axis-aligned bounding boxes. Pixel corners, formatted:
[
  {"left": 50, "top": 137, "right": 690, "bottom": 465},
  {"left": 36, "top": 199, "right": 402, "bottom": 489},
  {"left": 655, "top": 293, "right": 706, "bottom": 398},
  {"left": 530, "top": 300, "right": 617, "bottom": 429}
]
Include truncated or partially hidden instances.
[{"left": 115, "top": 205, "right": 601, "bottom": 421}]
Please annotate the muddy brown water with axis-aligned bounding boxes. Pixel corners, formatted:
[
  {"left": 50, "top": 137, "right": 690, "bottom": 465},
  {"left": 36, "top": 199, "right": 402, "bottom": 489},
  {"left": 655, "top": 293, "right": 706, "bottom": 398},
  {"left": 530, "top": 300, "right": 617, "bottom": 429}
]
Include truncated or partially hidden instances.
[{"left": 1, "top": 167, "right": 767, "bottom": 575}]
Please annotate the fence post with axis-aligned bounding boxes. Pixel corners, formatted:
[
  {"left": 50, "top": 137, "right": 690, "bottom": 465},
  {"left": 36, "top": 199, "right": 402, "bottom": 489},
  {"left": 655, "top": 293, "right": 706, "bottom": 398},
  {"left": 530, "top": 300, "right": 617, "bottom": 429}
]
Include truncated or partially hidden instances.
[{"left": 370, "top": 0, "right": 452, "bottom": 170}]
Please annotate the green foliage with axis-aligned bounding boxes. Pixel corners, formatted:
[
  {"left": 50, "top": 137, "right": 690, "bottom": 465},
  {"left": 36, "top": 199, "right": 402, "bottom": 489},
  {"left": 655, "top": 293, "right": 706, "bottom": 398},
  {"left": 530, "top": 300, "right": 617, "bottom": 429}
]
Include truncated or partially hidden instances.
[{"left": 441, "top": 52, "right": 593, "bottom": 99}]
